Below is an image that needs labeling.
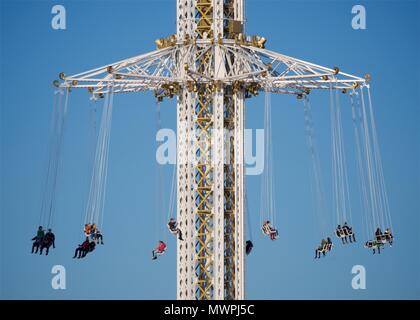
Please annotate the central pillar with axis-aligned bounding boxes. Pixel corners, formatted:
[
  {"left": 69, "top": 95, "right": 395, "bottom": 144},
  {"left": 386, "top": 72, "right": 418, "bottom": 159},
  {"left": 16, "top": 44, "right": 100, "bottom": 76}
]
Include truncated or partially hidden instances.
[{"left": 176, "top": 0, "right": 245, "bottom": 300}]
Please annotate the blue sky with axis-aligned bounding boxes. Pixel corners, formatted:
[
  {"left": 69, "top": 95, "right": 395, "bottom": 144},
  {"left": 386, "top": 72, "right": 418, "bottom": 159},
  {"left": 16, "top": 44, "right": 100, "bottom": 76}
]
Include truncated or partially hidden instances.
[{"left": 1, "top": 0, "right": 419, "bottom": 299}]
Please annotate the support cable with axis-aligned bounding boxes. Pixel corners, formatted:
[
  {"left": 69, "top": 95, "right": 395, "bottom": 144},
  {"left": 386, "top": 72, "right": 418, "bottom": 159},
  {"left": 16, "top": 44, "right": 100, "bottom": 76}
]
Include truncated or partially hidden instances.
[
  {"left": 303, "top": 96, "right": 329, "bottom": 236},
  {"left": 39, "top": 88, "right": 69, "bottom": 229},
  {"left": 84, "top": 86, "right": 114, "bottom": 231}
]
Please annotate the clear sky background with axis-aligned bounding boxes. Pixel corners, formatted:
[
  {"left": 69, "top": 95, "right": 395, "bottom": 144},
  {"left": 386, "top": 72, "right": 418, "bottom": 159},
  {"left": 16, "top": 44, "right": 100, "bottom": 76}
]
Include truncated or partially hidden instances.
[{"left": 1, "top": 0, "right": 419, "bottom": 299}]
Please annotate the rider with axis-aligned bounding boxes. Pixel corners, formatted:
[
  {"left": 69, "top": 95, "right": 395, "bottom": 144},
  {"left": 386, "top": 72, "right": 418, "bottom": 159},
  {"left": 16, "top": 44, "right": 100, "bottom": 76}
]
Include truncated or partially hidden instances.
[
  {"left": 84, "top": 224, "right": 92, "bottom": 237},
  {"left": 44, "top": 229, "right": 56, "bottom": 248},
  {"left": 245, "top": 240, "right": 254, "bottom": 255},
  {"left": 336, "top": 224, "right": 347, "bottom": 244},
  {"left": 384, "top": 228, "right": 393, "bottom": 246},
  {"left": 39, "top": 229, "right": 56, "bottom": 255},
  {"left": 262, "top": 221, "right": 278, "bottom": 240},
  {"left": 152, "top": 240, "right": 167, "bottom": 260},
  {"left": 315, "top": 239, "right": 327, "bottom": 259},
  {"left": 73, "top": 237, "right": 90, "bottom": 259},
  {"left": 167, "top": 218, "right": 184, "bottom": 241},
  {"left": 366, "top": 240, "right": 382, "bottom": 255},
  {"left": 343, "top": 222, "right": 356, "bottom": 243},
  {"left": 342, "top": 222, "right": 356, "bottom": 243},
  {"left": 94, "top": 229, "right": 104, "bottom": 245},
  {"left": 326, "top": 237, "right": 333, "bottom": 251},
  {"left": 37, "top": 226, "right": 45, "bottom": 239},
  {"left": 31, "top": 226, "right": 45, "bottom": 254},
  {"left": 375, "top": 227, "right": 383, "bottom": 242},
  {"left": 315, "top": 238, "right": 332, "bottom": 259}
]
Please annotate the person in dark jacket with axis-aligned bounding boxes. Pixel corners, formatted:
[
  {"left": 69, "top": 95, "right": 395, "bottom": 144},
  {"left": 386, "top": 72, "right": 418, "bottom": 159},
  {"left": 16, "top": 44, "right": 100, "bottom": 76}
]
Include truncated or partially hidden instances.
[
  {"left": 384, "top": 228, "right": 393, "bottom": 246},
  {"left": 39, "top": 229, "right": 56, "bottom": 255},
  {"left": 342, "top": 222, "right": 356, "bottom": 243},
  {"left": 245, "top": 240, "right": 254, "bottom": 255},
  {"left": 73, "top": 237, "right": 90, "bottom": 259},
  {"left": 94, "top": 229, "right": 104, "bottom": 245},
  {"left": 167, "top": 218, "right": 183, "bottom": 241},
  {"left": 31, "top": 226, "right": 45, "bottom": 254},
  {"left": 375, "top": 227, "right": 383, "bottom": 241}
]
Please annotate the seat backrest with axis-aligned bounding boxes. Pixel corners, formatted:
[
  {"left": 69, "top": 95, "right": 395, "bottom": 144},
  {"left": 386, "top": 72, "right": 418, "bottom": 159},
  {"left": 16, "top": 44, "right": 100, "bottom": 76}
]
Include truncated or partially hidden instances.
[{"left": 262, "top": 224, "right": 270, "bottom": 234}]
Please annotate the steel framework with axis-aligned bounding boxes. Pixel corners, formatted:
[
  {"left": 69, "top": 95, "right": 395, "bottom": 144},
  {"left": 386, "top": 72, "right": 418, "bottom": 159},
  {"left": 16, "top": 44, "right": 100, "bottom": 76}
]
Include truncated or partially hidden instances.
[{"left": 57, "top": 0, "right": 368, "bottom": 300}]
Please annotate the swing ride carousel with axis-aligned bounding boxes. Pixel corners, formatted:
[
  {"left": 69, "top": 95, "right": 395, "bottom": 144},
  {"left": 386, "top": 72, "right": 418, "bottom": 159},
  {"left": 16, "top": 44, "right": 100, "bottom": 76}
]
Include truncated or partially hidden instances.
[{"left": 31, "top": 0, "right": 394, "bottom": 300}]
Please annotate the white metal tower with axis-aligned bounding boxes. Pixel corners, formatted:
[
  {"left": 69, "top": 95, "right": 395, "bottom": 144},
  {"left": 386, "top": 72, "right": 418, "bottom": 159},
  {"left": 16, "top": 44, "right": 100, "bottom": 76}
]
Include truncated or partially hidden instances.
[{"left": 57, "top": 0, "right": 368, "bottom": 300}]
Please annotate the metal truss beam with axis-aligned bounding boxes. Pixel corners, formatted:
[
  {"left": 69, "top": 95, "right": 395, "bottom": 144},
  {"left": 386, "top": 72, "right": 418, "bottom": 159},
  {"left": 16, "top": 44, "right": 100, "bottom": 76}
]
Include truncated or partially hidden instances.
[{"left": 58, "top": 42, "right": 367, "bottom": 98}]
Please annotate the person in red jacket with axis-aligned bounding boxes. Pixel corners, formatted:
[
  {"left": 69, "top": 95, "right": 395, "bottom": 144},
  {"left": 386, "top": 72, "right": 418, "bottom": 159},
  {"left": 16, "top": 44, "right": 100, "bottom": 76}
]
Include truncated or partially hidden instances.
[{"left": 152, "top": 240, "right": 167, "bottom": 260}]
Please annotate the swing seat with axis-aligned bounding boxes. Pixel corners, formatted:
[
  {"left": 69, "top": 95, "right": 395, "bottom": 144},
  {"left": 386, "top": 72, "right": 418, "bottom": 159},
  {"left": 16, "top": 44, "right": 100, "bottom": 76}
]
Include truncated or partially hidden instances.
[
  {"left": 167, "top": 221, "right": 180, "bottom": 236},
  {"left": 322, "top": 243, "right": 333, "bottom": 252},
  {"left": 365, "top": 240, "right": 384, "bottom": 249},
  {"left": 384, "top": 233, "right": 394, "bottom": 243},
  {"left": 261, "top": 225, "right": 270, "bottom": 235},
  {"left": 336, "top": 228, "right": 353, "bottom": 238},
  {"left": 335, "top": 229, "right": 345, "bottom": 238},
  {"left": 375, "top": 235, "right": 388, "bottom": 244},
  {"left": 364, "top": 241, "right": 376, "bottom": 249},
  {"left": 377, "top": 233, "right": 393, "bottom": 243},
  {"left": 157, "top": 250, "right": 165, "bottom": 256},
  {"left": 270, "top": 230, "right": 279, "bottom": 240},
  {"left": 156, "top": 248, "right": 166, "bottom": 256},
  {"left": 316, "top": 246, "right": 328, "bottom": 254},
  {"left": 319, "top": 246, "right": 327, "bottom": 253},
  {"left": 167, "top": 225, "right": 178, "bottom": 235},
  {"left": 317, "top": 241, "right": 333, "bottom": 253}
]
